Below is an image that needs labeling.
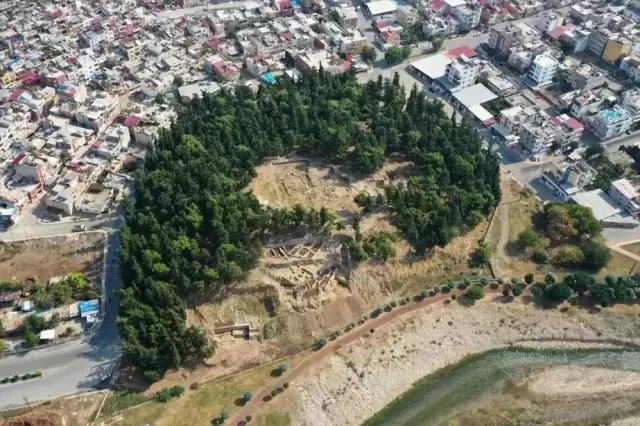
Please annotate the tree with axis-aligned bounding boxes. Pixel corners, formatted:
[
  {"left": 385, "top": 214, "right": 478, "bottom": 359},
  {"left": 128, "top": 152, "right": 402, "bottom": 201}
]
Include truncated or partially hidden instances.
[
  {"left": 466, "top": 285, "right": 485, "bottom": 300},
  {"left": 585, "top": 144, "right": 605, "bottom": 159},
  {"left": 590, "top": 284, "right": 615, "bottom": 306},
  {"left": 512, "top": 286, "right": 523, "bottom": 297},
  {"left": 524, "top": 273, "right": 534, "bottom": 284},
  {"left": 221, "top": 411, "right": 229, "bottom": 422},
  {"left": 361, "top": 45, "right": 377, "bottom": 65},
  {"left": 24, "top": 330, "right": 39, "bottom": 347},
  {"left": 60, "top": 150, "right": 72, "bottom": 164},
  {"left": 544, "top": 283, "right": 572, "bottom": 302},
  {"left": 385, "top": 46, "right": 411, "bottom": 65},
  {"left": 173, "top": 75, "right": 184, "bottom": 87},
  {"left": 155, "top": 92, "right": 165, "bottom": 104},
  {"left": 517, "top": 229, "right": 540, "bottom": 249},
  {"left": 279, "top": 363, "right": 288, "bottom": 373},
  {"left": 243, "top": 391, "right": 253, "bottom": 402},
  {"left": 544, "top": 273, "right": 556, "bottom": 285},
  {"left": 432, "top": 38, "right": 444, "bottom": 52},
  {"left": 551, "top": 244, "right": 585, "bottom": 266},
  {"left": 469, "top": 242, "right": 491, "bottom": 268},
  {"left": 581, "top": 241, "right": 612, "bottom": 271},
  {"left": 564, "top": 271, "right": 595, "bottom": 294}
]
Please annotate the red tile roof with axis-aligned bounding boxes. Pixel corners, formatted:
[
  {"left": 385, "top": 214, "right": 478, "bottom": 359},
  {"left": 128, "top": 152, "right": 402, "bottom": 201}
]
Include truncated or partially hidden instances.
[
  {"left": 282, "top": 32, "right": 294, "bottom": 40},
  {"left": 566, "top": 118, "right": 584, "bottom": 130},
  {"left": 10, "top": 89, "right": 25, "bottom": 101},
  {"left": 549, "top": 23, "right": 575, "bottom": 39},
  {"left": 431, "top": 0, "right": 446, "bottom": 12},
  {"left": 124, "top": 115, "right": 142, "bottom": 127},
  {"left": 445, "top": 46, "right": 478, "bottom": 60},
  {"left": 12, "top": 153, "right": 26, "bottom": 165}
]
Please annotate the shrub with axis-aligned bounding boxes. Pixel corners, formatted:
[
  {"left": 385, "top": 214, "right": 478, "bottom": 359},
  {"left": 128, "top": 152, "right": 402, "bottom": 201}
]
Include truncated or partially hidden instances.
[
  {"left": 279, "top": 363, "right": 288, "bottom": 373},
  {"left": 544, "top": 273, "right": 557, "bottom": 285},
  {"left": 316, "top": 338, "right": 327, "bottom": 349},
  {"left": 457, "top": 283, "right": 467, "bottom": 290},
  {"left": 451, "top": 294, "right": 457, "bottom": 300},
  {"left": 489, "top": 283, "right": 500, "bottom": 290},
  {"left": 447, "top": 281, "right": 455, "bottom": 289},
  {"left": 1, "top": 377, "right": 8, "bottom": 384},
  {"left": 169, "top": 385, "right": 184, "bottom": 398},
  {"left": 497, "top": 277, "right": 504, "bottom": 284},
  {"left": 511, "top": 277, "right": 518, "bottom": 285},
  {"left": 33, "top": 371, "right": 43, "bottom": 377},
  {"left": 421, "top": 290, "right": 429, "bottom": 299},
  {"left": 428, "top": 290, "right": 436, "bottom": 297},
  {"left": 155, "top": 389, "right": 172, "bottom": 403},
  {"left": 544, "top": 283, "right": 572, "bottom": 302},
  {"left": 524, "top": 273, "right": 534, "bottom": 284},
  {"left": 11, "top": 375, "right": 19, "bottom": 383},
  {"left": 283, "top": 382, "right": 289, "bottom": 389},
  {"left": 466, "top": 285, "right": 485, "bottom": 300},
  {"left": 390, "top": 301, "right": 398, "bottom": 308},
  {"left": 370, "top": 328, "right": 375, "bottom": 333},
  {"left": 441, "top": 286, "right": 450, "bottom": 294},
  {"left": 512, "top": 286, "right": 523, "bottom": 297},
  {"left": 244, "top": 391, "right": 253, "bottom": 402},
  {"left": 502, "top": 288, "right": 510, "bottom": 297},
  {"left": 221, "top": 411, "right": 229, "bottom": 420},
  {"left": 463, "top": 278, "right": 471, "bottom": 286},
  {"left": 246, "top": 416, "right": 252, "bottom": 422},
  {"left": 517, "top": 229, "right": 540, "bottom": 249},
  {"left": 434, "top": 286, "right": 441, "bottom": 293},
  {"left": 271, "top": 390, "right": 278, "bottom": 397},
  {"left": 532, "top": 250, "right": 548, "bottom": 264},
  {"left": 22, "top": 374, "right": 31, "bottom": 381},
  {"left": 190, "top": 382, "right": 199, "bottom": 390},
  {"left": 581, "top": 241, "right": 612, "bottom": 272},
  {"left": 480, "top": 277, "right": 489, "bottom": 286}
]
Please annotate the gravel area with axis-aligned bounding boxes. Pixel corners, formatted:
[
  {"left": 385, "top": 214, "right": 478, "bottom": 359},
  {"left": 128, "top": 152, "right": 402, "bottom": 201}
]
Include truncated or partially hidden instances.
[{"left": 293, "top": 299, "right": 640, "bottom": 426}]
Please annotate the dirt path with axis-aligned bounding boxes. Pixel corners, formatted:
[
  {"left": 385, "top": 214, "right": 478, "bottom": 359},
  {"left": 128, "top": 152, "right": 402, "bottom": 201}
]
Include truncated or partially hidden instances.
[
  {"left": 228, "top": 287, "right": 505, "bottom": 425},
  {"left": 611, "top": 245, "right": 640, "bottom": 263}
]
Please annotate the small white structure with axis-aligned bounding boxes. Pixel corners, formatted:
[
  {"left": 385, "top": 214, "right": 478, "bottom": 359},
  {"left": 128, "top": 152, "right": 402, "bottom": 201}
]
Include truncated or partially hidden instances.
[{"left": 39, "top": 329, "right": 56, "bottom": 341}]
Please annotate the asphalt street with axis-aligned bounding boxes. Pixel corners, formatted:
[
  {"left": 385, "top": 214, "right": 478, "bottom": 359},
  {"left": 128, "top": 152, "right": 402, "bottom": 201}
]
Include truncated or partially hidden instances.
[{"left": 0, "top": 207, "right": 124, "bottom": 407}]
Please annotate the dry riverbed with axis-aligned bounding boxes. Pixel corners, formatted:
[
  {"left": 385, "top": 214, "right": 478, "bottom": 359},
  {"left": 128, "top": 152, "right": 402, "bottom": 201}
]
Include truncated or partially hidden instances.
[{"left": 292, "top": 298, "right": 640, "bottom": 425}]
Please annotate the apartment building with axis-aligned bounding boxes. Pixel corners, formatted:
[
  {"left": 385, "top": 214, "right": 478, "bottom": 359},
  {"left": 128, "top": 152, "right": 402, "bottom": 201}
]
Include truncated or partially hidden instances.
[
  {"left": 620, "top": 89, "right": 640, "bottom": 126},
  {"left": 488, "top": 23, "right": 539, "bottom": 54},
  {"left": 566, "top": 64, "right": 605, "bottom": 90},
  {"left": 445, "top": 55, "right": 479, "bottom": 89},
  {"left": 590, "top": 106, "right": 632, "bottom": 140},
  {"left": 445, "top": 0, "right": 481, "bottom": 30},
  {"left": 527, "top": 54, "right": 558, "bottom": 86},
  {"left": 540, "top": 159, "right": 596, "bottom": 201},
  {"left": 619, "top": 56, "right": 640, "bottom": 83},
  {"left": 610, "top": 179, "right": 640, "bottom": 218},
  {"left": 535, "top": 11, "right": 564, "bottom": 35},
  {"left": 73, "top": 91, "right": 120, "bottom": 134}
]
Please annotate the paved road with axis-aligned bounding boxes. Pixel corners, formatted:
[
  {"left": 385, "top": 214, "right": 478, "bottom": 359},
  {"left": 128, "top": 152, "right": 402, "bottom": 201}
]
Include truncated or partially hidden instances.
[{"left": 0, "top": 206, "right": 124, "bottom": 407}]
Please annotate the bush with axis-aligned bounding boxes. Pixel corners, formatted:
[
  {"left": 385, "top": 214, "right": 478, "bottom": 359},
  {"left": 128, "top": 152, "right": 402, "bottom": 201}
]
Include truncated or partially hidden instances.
[
  {"left": 190, "top": 382, "right": 199, "bottom": 390},
  {"left": 316, "top": 338, "right": 327, "bottom": 349},
  {"left": 246, "top": 416, "right": 252, "bottom": 422},
  {"left": 466, "top": 285, "right": 485, "bottom": 300},
  {"left": 502, "top": 288, "right": 510, "bottom": 297},
  {"left": 489, "top": 283, "right": 500, "bottom": 290},
  {"left": 441, "top": 286, "right": 450, "bottom": 294},
  {"left": 155, "top": 388, "right": 173, "bottom": 403},
  {"left": 451, "top": 294, "right": 457, "bottom": 300},
  {"left": 512, "top": 286, "right": 523, "bottom": 297},
  {"left": 517, "top": 229, "right": 540, "bottom": 249},
  {"left": 279, "top": 363, "right": 288, "bottom": 373},
  {"left": 1, "top": 377, "right": 8, "bottom": 384},
  {"left": 544, "top": 283, "right": 572, "bottom": 302},
  {"left": 283, "top": 382, "right": 289, "bottom": 389},
  {"left": 169, "top": 385, "right": 184, "bottom": 398},
  {"left": 433, "top": 286, "right": 441, "bottom": 293},
  {"left": 33, "top": 371, "right": 43, "bottom": 377},
  {"left": 524, "top": 273, "right": 534, "bottom": 284},
  {"left": 11, "top": 375, "right": 19, "bottom": 383},
  {"left": 480, "top": 277, "right": 489, "bottom": 286},
  {"left": 370, "top": 328, "right": 375, "bottom": 333},
  {"left": 421, "top": 290, "right": 429, "bottom": 299},
  {"left": 22, "top": 374, "right": 31, "bottom": 381},
  {"left": 581, "top": 241, "right": 612, "bottom": 272},
  {"left": 447, "top": 281, "right": 455, "bottom": 289},
  {"left": 390, "top": 300, "right": 397, "bottom": 308},
  {"left": 497, "top": 277, "right": 504, "bottom": 284},
  {"left": 271, "top": 390, "right": 278, "bottom": 397},
  {"left": 221, "top": 411, "right": 229, "bottom": 421},
  {"left": 544, "top": 273, "right": 557, "bottom": 285},
  {"left": 244, "top": 391, "right": 253, "bottom": 402},
  {"left": 532, "top": 250, "right": 549, "bottom": 264}
]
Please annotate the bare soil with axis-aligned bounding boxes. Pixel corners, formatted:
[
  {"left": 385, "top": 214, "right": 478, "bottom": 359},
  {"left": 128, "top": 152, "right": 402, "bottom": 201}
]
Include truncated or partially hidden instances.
[
  {"left": 0, "top": 393, "right": 103, "bottom": 426},
  {"left": 0, "top": 232, "right": 105, "bottom": 285},
  {"left": 528, "top": 366, "right": 640, "bottom": 396}
]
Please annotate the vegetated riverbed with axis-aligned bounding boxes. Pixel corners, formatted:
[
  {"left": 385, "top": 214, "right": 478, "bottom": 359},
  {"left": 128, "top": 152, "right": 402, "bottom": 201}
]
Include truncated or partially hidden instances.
[{"left": 363, "top": 348, "right": 640, "bottom": 426}]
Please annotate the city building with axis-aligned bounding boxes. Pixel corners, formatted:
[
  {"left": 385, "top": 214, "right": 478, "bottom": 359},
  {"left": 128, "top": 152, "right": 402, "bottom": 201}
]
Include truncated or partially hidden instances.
[
  {"left": 589, "top": 106, "right": 632, "bottom": 140},
  {"left": 334, "top": 6, "right": 358, "bottom": 29},
  {"left": 445, "top": 0, "right": 481, "bottom": 30},
  {"left": 535, "top": 11, "right": 564, "bottom": 35},
  {"left": 619, "top": 55, "right": 640, "bottom": 83},
  {"left": 527, "top": 54, "right": 558, "bottom": 86},
  {"left": 540, "top": 158, "right": 596, "bottom": 201},
  {"left": 396, "top": 5, "right": 419, "bottom": 26},
  {"left": 609, "top": 179, "right": 640, "bottom": 218},
  {"left": 565, "top": 64, "right": 605, "bottom": 90},
  {"left": 488, "top": 23, "right": 540, "bottom": 54},
  {"left": 558, "top": 26, "right": 591, "bottom": 54},
  {"left": 364, "top": 0, "right": 397, "bottom": 21},
  {"left": 602, "top": 34, "right": 632, "bottom": 64},
  {"left": 444, "top": 55, "right": 479, "bottom": 89},
  {"left": 73, "top": 91, "right": 120, "bottom": 134},
  {"left": 620, "top": 89, "right": 640, "bottom": 127}
]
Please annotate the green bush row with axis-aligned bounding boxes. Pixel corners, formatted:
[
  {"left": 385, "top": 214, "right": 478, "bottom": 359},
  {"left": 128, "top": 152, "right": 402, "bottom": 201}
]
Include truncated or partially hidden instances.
[{"left": 0, "top": 371, "right": 43, "bottom": 384}]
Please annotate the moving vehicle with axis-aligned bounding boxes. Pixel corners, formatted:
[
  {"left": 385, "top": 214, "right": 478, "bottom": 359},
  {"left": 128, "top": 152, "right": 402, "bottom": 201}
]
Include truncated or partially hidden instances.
[{"left": 72, "top": 225, "right": 86, "bottom": 232}]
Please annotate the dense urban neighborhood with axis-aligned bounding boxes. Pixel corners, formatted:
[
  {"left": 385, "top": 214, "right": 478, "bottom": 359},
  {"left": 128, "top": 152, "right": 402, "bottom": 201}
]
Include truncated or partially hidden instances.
[{"left": 2, "top": 0, "right": 640, "bottom": 424}]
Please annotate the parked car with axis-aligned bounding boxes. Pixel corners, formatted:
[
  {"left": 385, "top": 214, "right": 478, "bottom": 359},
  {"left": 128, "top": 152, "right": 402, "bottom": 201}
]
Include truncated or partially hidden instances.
[
  {"left": 95, "top": 373, "right": 112, "bottom": 390},
  {"left": 72, "top": 225, "right": 86, "bottom": 232}
]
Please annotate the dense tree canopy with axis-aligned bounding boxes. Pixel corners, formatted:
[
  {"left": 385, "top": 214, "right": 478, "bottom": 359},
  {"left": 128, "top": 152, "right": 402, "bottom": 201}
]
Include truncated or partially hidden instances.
[{"left": 118, "top": 70, "right": 500, "bottom": 380}]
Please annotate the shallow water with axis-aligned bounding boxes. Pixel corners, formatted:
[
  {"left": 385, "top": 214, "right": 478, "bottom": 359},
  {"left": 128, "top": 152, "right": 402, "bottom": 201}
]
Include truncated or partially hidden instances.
[{"left": 363, "top": 348, "right": 640, "bottom": 426}]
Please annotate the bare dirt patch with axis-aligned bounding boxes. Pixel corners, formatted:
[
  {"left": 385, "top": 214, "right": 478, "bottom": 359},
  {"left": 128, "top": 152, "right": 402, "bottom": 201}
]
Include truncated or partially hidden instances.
[
  {"left": 0, "top": 393, "right": 103, "bottom": 426},
  {"left": 528, "top": 366, "right": 640, "bottom": 396},
  {"left": 0, "top": 232, "right": 105, "bottom": 285},
  {"left": 249, "top": 156, "right": 411, "bottom": 214}
]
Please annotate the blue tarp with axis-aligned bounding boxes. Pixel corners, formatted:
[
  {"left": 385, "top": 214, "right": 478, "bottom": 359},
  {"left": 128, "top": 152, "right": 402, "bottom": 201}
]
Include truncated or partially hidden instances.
[{"left": 78, "top": 299, "right": 99, "bottom": 318}]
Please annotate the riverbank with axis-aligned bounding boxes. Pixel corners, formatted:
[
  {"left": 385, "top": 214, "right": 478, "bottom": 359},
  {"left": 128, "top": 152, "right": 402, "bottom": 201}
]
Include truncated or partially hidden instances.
[{"left": 293, "top": 298, "right": 640, "bottom": 425}]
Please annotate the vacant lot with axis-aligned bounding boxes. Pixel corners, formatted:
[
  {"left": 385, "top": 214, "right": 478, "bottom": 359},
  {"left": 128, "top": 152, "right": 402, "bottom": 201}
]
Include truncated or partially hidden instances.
[
  {"left": 0, "top": 392, "right": 103, "bottom": 426},
  {"left": 0, "top": 232, "right": 105, "bottom": 284}
]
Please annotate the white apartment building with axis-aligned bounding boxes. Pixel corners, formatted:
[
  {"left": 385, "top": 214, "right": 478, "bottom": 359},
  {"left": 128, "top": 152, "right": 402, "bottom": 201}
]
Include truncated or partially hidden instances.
[
  {"left": 619, "top": 56, "right": 640, "bottom": 83},
  {"left": 527, "top": 54, "right": 558, "bottom": 86},
  {"left": 620, "top": 89, "right": 640, "bottom": 126},
  {"left": 445, "top": 0, "right": 481, "bottom": 30},
  {"left": 73, "top": 91, "right": 120, "bottom": 134},
  {"left": 590, "top": 106, "right": 632, "bottom": 140},
  {"left": 445, "top": 55, "right": 479, "bottom": 89},
  {"left": 535, "top": 11, "right": 563, "bottom": 35},
  {"left": 610, "top": 179, "right": 640, "bottom": 218}
]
